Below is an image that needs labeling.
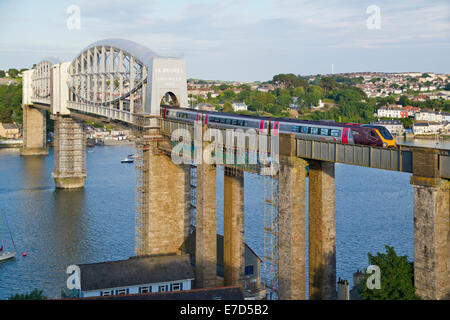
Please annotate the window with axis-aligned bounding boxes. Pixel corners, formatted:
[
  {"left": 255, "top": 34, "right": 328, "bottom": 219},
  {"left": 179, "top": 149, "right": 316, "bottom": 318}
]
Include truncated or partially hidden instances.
[
  {"left": 292, "top": 126, "right": 300, "bottom": 133},
  {"left": 320, "top": 128, "right": 329, "bottom": 136},
  {"left": 330, "top": 129, "right": 341, "bottom": 137},
  {"left": 139, "top": 286, "right": 151, "bottom": 293},
  {"left": 245, "top": 265, "right": 254, "bottom": 275},
  {"left": 171, "top": 282, "right": 182, "bottom": 291},
  {"left": 310, "top": 127, "right": 319, "bottom": 135},
  {"left": 226, "top": 119, "right": 232, "bottom": 125},
  {"left": 115, "top": 289, "right": 128, "bottom": 295},
  {"left": 101, "top": 290, "right": 112, "bottom": 296},
  {"left": 232, "top": 119, "right": 237, "bottom": 125},
  {"left": 301, "top": 126, "right": 309, "bottom": 134},
  {"left": 159, "top": 285, "right": 168, "bottom": 292}
]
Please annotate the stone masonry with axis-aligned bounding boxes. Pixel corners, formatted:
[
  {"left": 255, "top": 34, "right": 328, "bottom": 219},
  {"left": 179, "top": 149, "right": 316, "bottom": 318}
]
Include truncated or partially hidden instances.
[
  {"left": 308, "top": 160, "right": 336, "bottom": 300},
  {"left": 223, "top": 167, "right": 245, "bottom": 287},
  {"left": 20, "top": 105, "right": 48, "bottom": 156},
  {"left": 278, "top": 156, "right": 308, "bottom": 300},
  {"left": 410, "top": 148, "right": 450, "bottom": 300}
]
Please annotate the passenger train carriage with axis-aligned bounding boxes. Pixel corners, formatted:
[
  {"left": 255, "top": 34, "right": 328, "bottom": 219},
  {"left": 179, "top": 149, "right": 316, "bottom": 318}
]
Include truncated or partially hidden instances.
[{"left": 162, "top": 106, "right": 396, "bottom": 148}]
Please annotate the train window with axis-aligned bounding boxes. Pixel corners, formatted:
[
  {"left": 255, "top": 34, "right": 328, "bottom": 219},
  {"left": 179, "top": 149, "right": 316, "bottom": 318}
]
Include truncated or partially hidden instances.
[
  {"left": 320, "top": 128, "right": 329, "bottom": 136},
  {"left": 226, "top": 119, "right": 232, "bottom": 125},
  {"left": 264, "top": 122, "right": 268, "bottom": 129},
  {"left": 301, "top": 126, "right": 309, "bottom": 134},
  {"left": 220, "top": 118, "right": 225, "bottom": 123},
  {"left": 330, "top": 129, "right": 341, "bottom": 137},
  {"left": 244, "top": 121, "right": 248, "bottom": 126},
  {"left": 232, "top": 120, "right": 237, "bottom": 125},
  {"left": 310, "top": 128, "right": 319, "bottom": 135},
  {"left": 370, "top": 130, "right": 377, "bottom": 137},
  {"left": 292, "top": 126, "right": 299, "bottom": 133}
]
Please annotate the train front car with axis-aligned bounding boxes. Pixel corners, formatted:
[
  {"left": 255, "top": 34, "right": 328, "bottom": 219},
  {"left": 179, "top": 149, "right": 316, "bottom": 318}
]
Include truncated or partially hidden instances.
[{"left": 362, "top": 125, "right": 397, "bottom": 148}]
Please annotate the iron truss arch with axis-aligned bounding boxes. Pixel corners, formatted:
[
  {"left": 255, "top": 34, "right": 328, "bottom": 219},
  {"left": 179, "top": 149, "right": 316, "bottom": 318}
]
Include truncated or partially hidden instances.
[
  {"left": 67, "top": 38, "right": 157, "bottom": 115},
  {"left": 31, "top": 58, "right": 61, "bottom": 99}
]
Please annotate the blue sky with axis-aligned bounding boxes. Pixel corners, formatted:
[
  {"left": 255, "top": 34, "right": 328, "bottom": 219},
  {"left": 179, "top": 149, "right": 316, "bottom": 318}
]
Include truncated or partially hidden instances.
[{"left": 0, "top": 0, "right": 449, "bottom": 81}]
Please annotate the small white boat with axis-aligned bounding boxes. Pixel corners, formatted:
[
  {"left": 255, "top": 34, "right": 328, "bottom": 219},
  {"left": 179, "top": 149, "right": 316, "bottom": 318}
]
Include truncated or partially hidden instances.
[
  {"left": 0, "top": 250, "right": 16, "bottom": 261},
  {"left": 121, "top": 157, "right": 134, "bottom": 163},
  {"left": 1, "top": 209, "right": 16, "bottom": 261}
]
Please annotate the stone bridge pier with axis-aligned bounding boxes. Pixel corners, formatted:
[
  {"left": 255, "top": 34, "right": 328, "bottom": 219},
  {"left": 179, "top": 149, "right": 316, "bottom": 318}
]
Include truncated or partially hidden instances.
[
  {"left": 20, "top": 105, "right": 48, "bottom": 156},
  {"left": 51, "top": 115, "right": 86, "bottom": 189},
  {"left": 410, "top": 148, "right": 450, "bottom": 300}
]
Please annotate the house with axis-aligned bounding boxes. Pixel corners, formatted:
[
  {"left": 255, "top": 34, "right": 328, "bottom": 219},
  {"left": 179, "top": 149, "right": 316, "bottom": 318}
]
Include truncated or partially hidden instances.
[
  {"left": 0, "top": 122, "right": 20, "bottom": 139},
  {"left": 195, "top": 103, "right": 216, "bottom": 112},
  {"left": 412, "top": 121, "right": 443, "bottom": 135},
  {"left": 72, "top": 254, "right": 195, "bottom": 298},
  {"left": 67, "top": 286, "right": 244, "bottom": 300},
  {"left": 370, "top": 120, "right": 404, "bottom": 135},
  {"left": 415, "top": 110, "right": 442, "bottom": 122},
  {"left": 180, "top": 230, "right": 264, "bottom": 297},
  {"left": 232, "top": 102, "right": 248, "bottom": 112},
  {"left": 376, "top": 105, "right": 408, "bottom": 119}
]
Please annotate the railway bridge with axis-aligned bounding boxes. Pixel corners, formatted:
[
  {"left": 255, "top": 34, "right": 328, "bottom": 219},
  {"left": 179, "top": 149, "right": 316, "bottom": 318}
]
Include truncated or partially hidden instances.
[{"left": 21, "top": 38, "right": 450, "bottom": 300}]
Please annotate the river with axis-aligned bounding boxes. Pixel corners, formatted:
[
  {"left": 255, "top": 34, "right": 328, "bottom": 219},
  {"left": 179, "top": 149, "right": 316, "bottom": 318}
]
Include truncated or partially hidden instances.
[{"left": 0, "top": 139, "right": 446, "bottom": 299}]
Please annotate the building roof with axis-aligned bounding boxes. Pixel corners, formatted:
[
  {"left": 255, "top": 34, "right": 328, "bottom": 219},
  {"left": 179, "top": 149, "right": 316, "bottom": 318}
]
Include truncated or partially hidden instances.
[
  {"left": 67, "top": 286, "right": 244, "bottom": 300},
  {"left": 77, "top": 254, "right": 194, "bottom": 292},
  {"left": 180, "top": 230, "right": 262, "bottom": 266},
  {"left": 1, "top": 123, "right": 19, "bottom": 130}
]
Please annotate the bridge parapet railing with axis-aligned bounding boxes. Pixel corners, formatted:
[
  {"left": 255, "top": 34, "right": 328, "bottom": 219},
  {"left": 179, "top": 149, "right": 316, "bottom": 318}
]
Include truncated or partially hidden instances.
[
  {"left": 296, "top": 138, "right": 413, "bottom": 173},
  {"left": 31, "top": 97, "right": 51, "bottom": 105},
  {"left": 67, "top": 101, "right": 134, "bottom": 124}
]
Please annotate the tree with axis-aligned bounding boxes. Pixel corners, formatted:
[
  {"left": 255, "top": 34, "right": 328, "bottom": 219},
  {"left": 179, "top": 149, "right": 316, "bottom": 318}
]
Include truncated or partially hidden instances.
[
  {"left": 358, "top": 245, "right": 420, "bottom": 300},
  {"left": 7, "top": 68, "right": 19, "bottom": 78},
  {"left": 0, "top": 70, "right": 5, "bottom": 78},
  {"left": 272, "top": 73, "right": 304, "bottom": 89},
  {"left": 223, "top": 101, "right": 232, "bottom": 112},
  {"left": 9, "top": 289, "right": 46, "bottom": 300}
]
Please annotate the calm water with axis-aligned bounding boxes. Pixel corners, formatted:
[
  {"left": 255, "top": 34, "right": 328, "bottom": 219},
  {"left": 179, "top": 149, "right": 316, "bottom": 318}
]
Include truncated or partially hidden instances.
[{"left": 0, "top": 143, "right": 420, "bottom": 299}]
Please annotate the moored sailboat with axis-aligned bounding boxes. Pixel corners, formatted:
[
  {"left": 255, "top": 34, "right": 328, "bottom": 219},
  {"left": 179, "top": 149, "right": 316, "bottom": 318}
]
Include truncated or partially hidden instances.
[{"left": 0, "top": 209, "right": 16, "bottom": 261}]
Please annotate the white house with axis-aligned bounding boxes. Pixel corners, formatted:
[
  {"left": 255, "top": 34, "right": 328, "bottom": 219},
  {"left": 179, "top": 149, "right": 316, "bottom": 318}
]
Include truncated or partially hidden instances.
[
  {"left": 370, "top": 120, "right": 404, "bottom": 136},
  {"left": 72, "top": 254, "right": 194, "bottom": 298},
  {"left": 415, "top": 110, "right": 442, "bottom": 122},
  {"left": 232, "top": 102, "right": 248, "bottom": 112}
]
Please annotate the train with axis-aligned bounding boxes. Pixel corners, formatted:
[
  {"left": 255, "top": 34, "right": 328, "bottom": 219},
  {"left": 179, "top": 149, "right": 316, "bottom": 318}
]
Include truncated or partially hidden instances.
[{"left": 161, "top": 106, "right": 397, "bottom": 148}]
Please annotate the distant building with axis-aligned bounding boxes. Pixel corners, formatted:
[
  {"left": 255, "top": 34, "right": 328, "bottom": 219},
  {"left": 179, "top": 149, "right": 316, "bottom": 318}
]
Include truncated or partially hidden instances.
[
  {"left": 195, "top": 103, "right": 216, "bottom": 112},
  {"left": 0, "top": 122, "right": 20, "bottom": 139},
  {"left": 72, "top": 254, "right": 195, "bottom": 298},
  {"left": 415, "top": 110, "right": 442, "bottom": 122},
  {"left": 377, "top": 105, "right": 408, "bottom": 119},
  {"left": 181, "top": 230, "right": 264, "bottom": 298},
  {"left": 232, "top": 102, "right": 248, "bottom": 112},
  {"left": 412, "top": 121, "right": 443, "bottom": 135},
  {"left": 67, "top": 286, "right": 244, "bottom": 300},
  {"left": 370, "top": 120, "right": 404, "bottom": 135}
]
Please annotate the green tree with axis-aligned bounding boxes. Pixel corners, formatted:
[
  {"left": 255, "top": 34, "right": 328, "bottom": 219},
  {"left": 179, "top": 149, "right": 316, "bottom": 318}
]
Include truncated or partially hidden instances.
[
  {"left": 272, "top": 73, "right": 304, "bottom": 89},
  {"left": 9, "top": 289, "right": 46, "bottom": 300},
  {"left": 7, "top": 68, "right": 19, "bottom": 78},
  {"left": 358, "top": 245, "right": 420, "bottom": 300},
  {"left": 0, "top": 70, "right": 5, "bottom": 78},
  {"left": 223, "top": 101, "right": 232, "bottom": 112}
]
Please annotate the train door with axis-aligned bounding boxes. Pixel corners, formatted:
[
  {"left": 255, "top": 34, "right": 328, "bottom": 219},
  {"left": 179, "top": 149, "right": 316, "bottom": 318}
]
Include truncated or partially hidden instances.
[
  {"left": 342, "top": 127, "right": 349, "bottom": 144},
  {"left": 272, "top": 121, "right": 279, "bottom": 136},
  {"left": 259, "top": 120, "right": 265, "bottom": 133}
]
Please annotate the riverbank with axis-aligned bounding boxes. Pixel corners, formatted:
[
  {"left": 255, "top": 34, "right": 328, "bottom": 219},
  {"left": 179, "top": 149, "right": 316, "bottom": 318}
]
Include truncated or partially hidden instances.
[{"left": 0, "top": 139, "right": 23, "bottom": 148}]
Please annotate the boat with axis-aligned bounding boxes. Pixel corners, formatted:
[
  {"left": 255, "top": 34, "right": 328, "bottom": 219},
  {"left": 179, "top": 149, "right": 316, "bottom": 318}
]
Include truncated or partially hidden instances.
[
  {"left": 128, "top": 154, "right": 138, "bottom": 159},
  {"left": 121, "top": 156, "right": 134, "bottom": 163},
  {"left": 0, "top": 209, "right": 16, "bottom": 261}
]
